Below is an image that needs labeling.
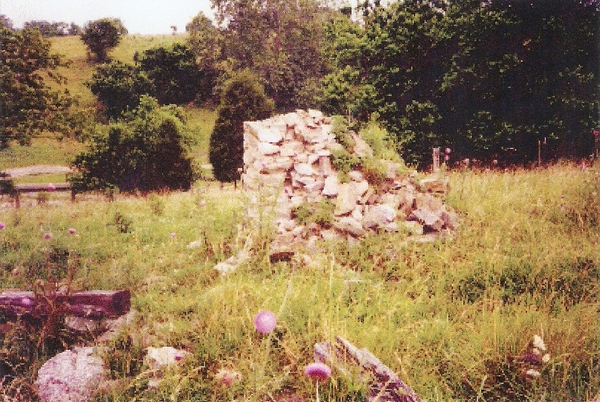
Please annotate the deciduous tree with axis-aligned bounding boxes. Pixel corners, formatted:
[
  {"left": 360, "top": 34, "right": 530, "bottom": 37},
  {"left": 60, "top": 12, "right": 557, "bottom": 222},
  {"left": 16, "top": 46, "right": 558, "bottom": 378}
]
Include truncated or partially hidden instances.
[
  {"left": 136, "top": 43, "right": 206, "bottom": 105},
  {"left": 0, "top": 26, "right": 73, "bottom": 147},
  {"left": 80, "top": 18, "right": 127, "bottom": 62},
  {"left": 87, "top": 61, "right": 153, "bottom": 120}
]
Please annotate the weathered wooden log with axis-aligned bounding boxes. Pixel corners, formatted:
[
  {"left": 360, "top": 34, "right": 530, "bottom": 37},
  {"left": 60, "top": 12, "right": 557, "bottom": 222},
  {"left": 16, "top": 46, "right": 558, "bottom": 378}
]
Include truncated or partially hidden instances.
[
  {"left": 314, "top": 336, "right": 422, "bottom": 402},
  {"left": 0, "top": 290, "right": 130, "bottom": 321}
]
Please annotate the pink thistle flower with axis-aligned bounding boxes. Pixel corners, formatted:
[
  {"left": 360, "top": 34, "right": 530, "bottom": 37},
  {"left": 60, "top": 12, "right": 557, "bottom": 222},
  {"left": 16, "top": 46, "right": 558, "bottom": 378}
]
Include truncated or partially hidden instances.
[
  {"left": 0, "top": 221, "right": 5, "bottom": 229},
  {"left": 444, "top": 147, "right": 452, "bottom": 155},
  {"left": 253, "top": 310, "right": 277, "bottom": 334},
  {"left": 304, "top": 362, "right": 331, "bottom": 381},
  {"left": 47, "top": 183, "right": 56, "bottom": 192},
  {"left": 68, "top": 228, "right": 76, "bottom": 235},
  {"left": 443, "top": 154, "right": 450, "bottom": 162},
  {"left": 170, "top": 232, "right": 176, "bottom": 238},
  {"left": 215, "top": 369, "right": 242, "bottom": 386},
  {"left": 43, "top": 232, "right": 52, "bottom": 240}
]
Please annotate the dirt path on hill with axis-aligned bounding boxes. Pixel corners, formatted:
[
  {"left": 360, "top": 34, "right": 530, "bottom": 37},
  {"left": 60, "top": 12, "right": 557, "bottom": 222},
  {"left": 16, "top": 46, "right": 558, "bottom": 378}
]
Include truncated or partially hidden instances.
[{"left": 1, "top": 165, "right": 72, "bottom": 178}]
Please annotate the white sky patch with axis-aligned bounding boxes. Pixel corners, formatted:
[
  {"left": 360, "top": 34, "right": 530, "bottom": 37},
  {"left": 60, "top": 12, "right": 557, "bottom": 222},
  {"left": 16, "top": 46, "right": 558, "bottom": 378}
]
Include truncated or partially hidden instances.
[{"left": 1, "top": 0, "right": 214, "bottom": 35}]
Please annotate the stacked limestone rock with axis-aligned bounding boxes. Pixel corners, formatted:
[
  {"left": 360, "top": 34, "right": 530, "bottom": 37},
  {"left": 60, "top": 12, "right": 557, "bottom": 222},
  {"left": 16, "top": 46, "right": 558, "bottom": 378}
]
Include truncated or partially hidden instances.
[{"left": 242, "top": 109, "right": 458, "bottom": 262}]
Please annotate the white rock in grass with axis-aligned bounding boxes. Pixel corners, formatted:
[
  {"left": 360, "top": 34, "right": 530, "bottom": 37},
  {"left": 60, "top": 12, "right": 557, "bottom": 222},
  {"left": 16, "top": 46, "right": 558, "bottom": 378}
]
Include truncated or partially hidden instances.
[
  {"left": 146, "top": 347, "right": 191, "bottom": 370},
  {"left": 36, "top": 347, "right": 106, "bottom": 402}
]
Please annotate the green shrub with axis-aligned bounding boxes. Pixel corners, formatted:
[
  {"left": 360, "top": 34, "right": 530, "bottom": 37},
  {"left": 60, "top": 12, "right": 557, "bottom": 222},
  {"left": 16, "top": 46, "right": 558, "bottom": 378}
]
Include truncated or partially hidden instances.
[
  {"left": 291, "top": 203, "right": 312, "bottom": 226},
  {"left": 361, "top": 156, "right": 388, "bottom": 186},
  {"left": 87, "top": 61, "right": 154, "bottom": 120},
  {"left": 70, "top": 96, "right": 194, "bottom": 193},
  {"left": 331, "top": 148, "right": 360, "bottom": 176},
  {"left": 292, "top": 199, "right": 335, "bottom": 227},
  {"left": 331, "top": 115, "right": 355, "bottom": 150}
]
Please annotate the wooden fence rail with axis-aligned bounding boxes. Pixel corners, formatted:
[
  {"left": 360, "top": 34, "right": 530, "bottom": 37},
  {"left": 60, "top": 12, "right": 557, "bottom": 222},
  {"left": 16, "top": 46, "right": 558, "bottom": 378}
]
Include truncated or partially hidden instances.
[{"left": 1, "top": 179, "right": 75, "bottom": 208}]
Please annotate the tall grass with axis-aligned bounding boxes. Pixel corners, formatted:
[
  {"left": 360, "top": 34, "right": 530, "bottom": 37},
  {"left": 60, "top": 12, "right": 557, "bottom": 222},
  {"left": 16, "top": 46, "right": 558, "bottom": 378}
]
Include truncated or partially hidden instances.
[{"left": 0, "top": 163, "right": 598, "bottom": 401}]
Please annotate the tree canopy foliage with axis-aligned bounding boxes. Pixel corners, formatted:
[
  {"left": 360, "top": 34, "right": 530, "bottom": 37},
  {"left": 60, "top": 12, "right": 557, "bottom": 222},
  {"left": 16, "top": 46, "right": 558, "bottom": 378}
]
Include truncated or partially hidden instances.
[
  {"left": 0, "top": 26, "right": 73, "bottom": 147},
  {"left": 136, "top": 43, "right": 210, "bottom": 105},
  {"left": 23, "top": 20, "right": 81, "bottom": 36},
  {"left": 209, "top": 70, "right": 274, "bottom": 182},
  {"left": 321, "top": 0, "right": 600, "bottom": 165},
  {"left": 70, "top": 96, "right": 194, "bottom": 193},
  {"left": 87, "top": 61, "right": 154, "bottom": 121},
  {"left": 80, "top": 18, "right": 127, "bottom": 62},
  {"left": 188, "top": 0, "right": 332, "bottom": 111}
]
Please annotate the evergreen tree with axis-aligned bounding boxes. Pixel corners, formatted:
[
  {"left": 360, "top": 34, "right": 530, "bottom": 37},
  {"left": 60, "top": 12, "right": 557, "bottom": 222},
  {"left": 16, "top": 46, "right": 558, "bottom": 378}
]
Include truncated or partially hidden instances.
[{"left": 209, "top": 70, "right": 274, "bottom": 183}]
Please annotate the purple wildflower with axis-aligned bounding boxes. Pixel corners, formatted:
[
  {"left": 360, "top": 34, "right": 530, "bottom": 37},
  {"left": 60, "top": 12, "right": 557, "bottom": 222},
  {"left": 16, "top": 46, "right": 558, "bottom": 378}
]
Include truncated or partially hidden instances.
[
  {"left": 68, "top": 228, "right": 76, "bottom": 235},
  {"left": 253, "top": 310, "right": 277, "bottom": 334},
  {"left": 0, "top": 221, "right": 5, "bottom": 230},
  {"left": 304, "top": 362, "right": 331, "bottom": 381}
]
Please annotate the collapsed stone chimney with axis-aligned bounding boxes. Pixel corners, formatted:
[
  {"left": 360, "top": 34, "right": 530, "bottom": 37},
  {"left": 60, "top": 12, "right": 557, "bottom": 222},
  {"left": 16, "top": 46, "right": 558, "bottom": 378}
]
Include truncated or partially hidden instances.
[{"left": 241, "top": 109, "right": 458, "bottom": 262}]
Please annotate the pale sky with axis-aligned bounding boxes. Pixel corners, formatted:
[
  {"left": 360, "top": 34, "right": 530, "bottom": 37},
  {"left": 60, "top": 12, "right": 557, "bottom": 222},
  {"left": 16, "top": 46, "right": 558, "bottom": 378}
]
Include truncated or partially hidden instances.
[{"left": 0, "top": 0, "right": 214, "bottom": 35}]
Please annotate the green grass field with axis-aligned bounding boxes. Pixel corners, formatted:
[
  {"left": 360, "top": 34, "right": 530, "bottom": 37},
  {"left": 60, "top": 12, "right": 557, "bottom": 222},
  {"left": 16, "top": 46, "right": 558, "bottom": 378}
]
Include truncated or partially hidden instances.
[{"left": 0, "top": 164, "right": 598, "bottom": 401}]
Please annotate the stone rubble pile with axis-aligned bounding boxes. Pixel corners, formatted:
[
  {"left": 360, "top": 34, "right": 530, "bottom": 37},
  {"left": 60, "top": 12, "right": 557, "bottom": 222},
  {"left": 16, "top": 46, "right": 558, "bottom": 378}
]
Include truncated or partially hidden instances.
[{"left": 242, "top": 110, "right": 458, "bottom": 262}]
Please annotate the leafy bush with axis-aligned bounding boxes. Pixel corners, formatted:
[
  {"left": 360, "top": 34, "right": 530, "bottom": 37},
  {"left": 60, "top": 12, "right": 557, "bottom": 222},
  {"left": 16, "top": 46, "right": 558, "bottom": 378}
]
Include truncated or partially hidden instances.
[
  {"left": 70, "top": 96, "right": 194, "bottom": 193},
  {"left": 87, "top": 61, "right": 154, "bottom": 120},
  {"left": 292, "top": 199, "right": 335, "bottom": 227},
  {"left": 330, "top": 148, "right": 360, "bottom": 176}
]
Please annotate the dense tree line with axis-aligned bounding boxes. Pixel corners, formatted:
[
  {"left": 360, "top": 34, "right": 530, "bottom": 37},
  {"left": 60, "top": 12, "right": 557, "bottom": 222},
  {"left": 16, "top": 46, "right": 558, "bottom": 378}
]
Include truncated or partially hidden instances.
[
  {"left": 0, "top": 15, "right": 81, "bottom": 36},
  {"left": 185, "top": 0, "right": 598, "bottom": 167},
  {"left": 2, "top": 1, "right": 599, "bottom": 190},
  {"left": 319, "top": 0, "right": 600, "bottom": 165}
]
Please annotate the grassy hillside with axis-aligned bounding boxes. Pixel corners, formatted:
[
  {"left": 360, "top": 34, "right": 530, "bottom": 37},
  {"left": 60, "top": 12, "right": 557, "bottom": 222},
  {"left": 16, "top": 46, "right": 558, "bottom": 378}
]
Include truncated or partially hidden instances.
[
  {"left": 0, "top": 34, "right": 216, "bottom": 179},
  {"left": 0, "top": 163, "right": 598, "bottom": 401},
  {"left": 50, "top": 34, "right": 187, "bottom": 109}
]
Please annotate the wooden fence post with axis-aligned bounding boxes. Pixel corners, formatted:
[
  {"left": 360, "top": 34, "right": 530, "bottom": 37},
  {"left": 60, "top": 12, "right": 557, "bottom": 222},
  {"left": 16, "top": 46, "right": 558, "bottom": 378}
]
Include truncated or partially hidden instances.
[{"left": 432, "top": 147, "right": 440, "bottom": 172}]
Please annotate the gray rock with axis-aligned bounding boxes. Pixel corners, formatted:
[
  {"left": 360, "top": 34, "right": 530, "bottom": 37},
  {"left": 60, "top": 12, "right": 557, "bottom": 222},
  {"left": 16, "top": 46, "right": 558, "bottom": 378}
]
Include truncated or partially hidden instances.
[
  {"left": 419, "top": 178, "right": 450, "bottom": 194},
  {"left": 362, "top": 205, "right": 397, "bottom": 230},
  {"left": 409, "top": 208, "right": 444, "bottom": 232},
  {"left": 258, "top": 142, "right": 280, "bottom": 155},
  {"left": 35, "top": 347, "right": 106, "bottom": 402},
  {"left": 334, "top": 217, "right": 366, "bottom": 237},
  {"left": 322, "top": 174, "right": 339, "bottom": 197}
]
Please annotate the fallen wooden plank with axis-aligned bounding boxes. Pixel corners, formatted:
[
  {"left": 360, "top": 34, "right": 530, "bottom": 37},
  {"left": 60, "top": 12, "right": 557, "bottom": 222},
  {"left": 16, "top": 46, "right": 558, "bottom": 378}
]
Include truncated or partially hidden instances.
[
  {"left": 314, "top": 336, "right": 423, "bottom": 402},
  {"left": 0, "top": 290, "right": 130, "bottom": 321}
]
